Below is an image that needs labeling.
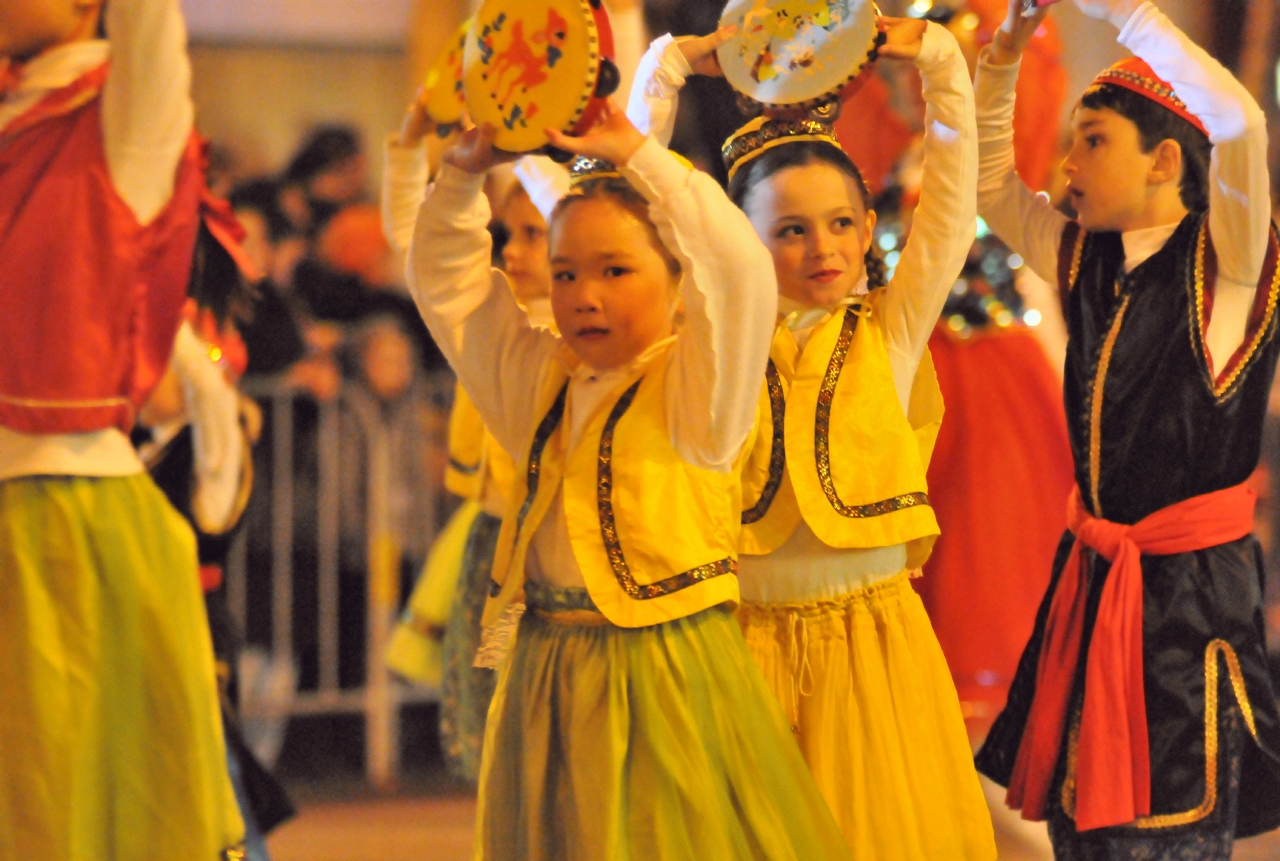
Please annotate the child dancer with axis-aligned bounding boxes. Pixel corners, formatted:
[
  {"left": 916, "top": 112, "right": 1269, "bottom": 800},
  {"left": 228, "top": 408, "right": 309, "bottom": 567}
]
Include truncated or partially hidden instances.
[
  {"left": 628, "top": 19, "right": 993, "bottom": 859},
  {"left": 973, "top": 0, "right": 1280, "bottom": 856},
  {"left": 408, "top": 101, "right": 850, "bottom": 859},
  {"left": 382, "top": 99, "right": 564, "bottom": 783},
  {"left": 0, "top": 0, "right": 244, "bottom": 858}
]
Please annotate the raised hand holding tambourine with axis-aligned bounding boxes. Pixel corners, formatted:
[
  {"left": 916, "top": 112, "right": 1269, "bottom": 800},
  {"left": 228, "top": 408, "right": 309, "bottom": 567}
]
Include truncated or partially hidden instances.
[{"left": 462, "top": 0, "right": 621, "bottom": 158}]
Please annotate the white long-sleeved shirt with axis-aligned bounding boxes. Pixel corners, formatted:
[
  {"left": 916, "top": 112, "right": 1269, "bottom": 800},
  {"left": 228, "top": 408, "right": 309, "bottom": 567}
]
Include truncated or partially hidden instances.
[
  {"left": 408, "top": 138, "right": 778, "bottom": 588},
  {"left": 0, "top": 0, "right": 195, "bottom": 482},
  {"left": 626, "top": 26, "right": 978, "bottom": 602},
  {"left": 380, "top": 140, "right": 570, "bottom": 256},
  {"left": 975, "top": 1, "right": 1269, "bottom": 377}
]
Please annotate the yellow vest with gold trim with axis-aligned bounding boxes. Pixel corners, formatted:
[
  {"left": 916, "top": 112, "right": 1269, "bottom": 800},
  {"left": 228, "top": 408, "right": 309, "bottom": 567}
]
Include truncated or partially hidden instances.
[
  {"left": 740, "top": 291, "right": 944, "bottom": 568},
  {"left": 444, "top": 383, "right": 517, "bottom": 509},
  {"left": 483, "top": 343, "right": 742, "bottom": 629}
]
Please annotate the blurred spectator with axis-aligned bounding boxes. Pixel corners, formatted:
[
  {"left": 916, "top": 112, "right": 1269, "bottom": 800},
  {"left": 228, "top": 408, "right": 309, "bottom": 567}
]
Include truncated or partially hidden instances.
[{"left": 281, "top": 125, "right": 369, "bottom": 236}]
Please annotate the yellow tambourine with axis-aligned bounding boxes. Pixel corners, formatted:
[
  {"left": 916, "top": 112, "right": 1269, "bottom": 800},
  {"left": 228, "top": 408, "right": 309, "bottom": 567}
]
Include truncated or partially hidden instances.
[
  {"left": 422, "top": 18, "right": 472, "bottom": 129},
  {"left": 718, "top": 0, "right": 885, "bottom": 115},
  {"left": 463, "top": 0, "right": 620, "bottom": 154}
]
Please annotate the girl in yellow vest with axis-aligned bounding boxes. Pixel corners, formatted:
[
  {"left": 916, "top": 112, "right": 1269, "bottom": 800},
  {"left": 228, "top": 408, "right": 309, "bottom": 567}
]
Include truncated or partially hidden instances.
[
  {"left": 407, "top": 100, "right": 850, "bottom": 860},
  {"left": 381, "top": 94, "right": 564, "bottom": 785},
  {"left": 628, "top": 19, "right": 994, "bottom": 860}
]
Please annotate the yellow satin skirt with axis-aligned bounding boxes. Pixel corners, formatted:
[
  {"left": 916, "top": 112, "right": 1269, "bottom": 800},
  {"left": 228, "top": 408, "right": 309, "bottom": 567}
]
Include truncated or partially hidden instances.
[
  {"left": 0, "top": 474, "right": 244, "bottom": 861},
  {"left": 739, "top": 571, "right": 996, "bottom": 861},
  {"left": 386, "top": 499, "right": 482, "bottom": 686},
  {"left": 473, "top": 581, "right": 851, "bottom": 861}
]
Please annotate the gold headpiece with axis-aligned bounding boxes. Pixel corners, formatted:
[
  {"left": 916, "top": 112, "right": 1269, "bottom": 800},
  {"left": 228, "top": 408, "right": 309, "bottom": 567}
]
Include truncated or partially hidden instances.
[
  {"left": 568, "top": 156, "right": 623, "bottom": 186},
  {"left": 722, "top": 115, "right": 844, "bottom": 181}
]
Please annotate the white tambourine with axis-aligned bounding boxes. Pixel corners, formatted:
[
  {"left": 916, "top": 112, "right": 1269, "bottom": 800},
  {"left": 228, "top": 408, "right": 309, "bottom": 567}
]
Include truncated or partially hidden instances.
[{"left": 717, "top": 0, "right": 883, "bottom": 113}]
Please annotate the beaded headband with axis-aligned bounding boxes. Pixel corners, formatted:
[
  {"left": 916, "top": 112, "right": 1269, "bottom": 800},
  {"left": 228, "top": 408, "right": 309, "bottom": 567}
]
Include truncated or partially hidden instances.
[
  {"left": 1086, "top": 58, "right": 1208, "bottom": 137},
  {"left": 722, "top": 115, "right": 844, "bottom": 181},
  {"left": 567, "top": 151, "right": 696, "bottom": 188}
]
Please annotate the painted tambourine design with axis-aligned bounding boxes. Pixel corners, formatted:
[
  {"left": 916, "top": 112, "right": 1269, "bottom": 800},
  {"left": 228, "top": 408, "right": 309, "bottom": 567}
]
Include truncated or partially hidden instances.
[
  {"left": 718, "top": 0, "right": 885, "bottom": 115},
  {"left": 463, "top": 0, "right": 620, "bottom": 154},
  {"left": 422, "top": 18, "right": 472, "bottom": 129}
]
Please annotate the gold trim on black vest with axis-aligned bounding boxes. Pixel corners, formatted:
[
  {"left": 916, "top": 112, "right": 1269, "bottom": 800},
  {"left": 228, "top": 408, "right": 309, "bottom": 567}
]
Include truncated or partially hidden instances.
[
  {"left": 598, "top": 378, "right": 737, "bottom": 600},
  {"left": 814, "top": 306, "right": 931, "bottom": 517},
  {"left": 742, "top": 359, "right": 787, "bottom": 525},
  {"left": 489, "top": 382, "right": 569, "bottom": 598}
]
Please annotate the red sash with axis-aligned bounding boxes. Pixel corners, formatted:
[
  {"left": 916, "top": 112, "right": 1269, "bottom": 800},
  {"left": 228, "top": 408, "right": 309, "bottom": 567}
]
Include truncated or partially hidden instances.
[{"left": 1007, "top": 483, "right": 1256, "bottom": 830}]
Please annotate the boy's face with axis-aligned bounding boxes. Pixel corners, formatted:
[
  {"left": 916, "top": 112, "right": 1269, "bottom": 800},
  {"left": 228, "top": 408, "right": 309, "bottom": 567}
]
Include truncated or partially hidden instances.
[
  {"left": 1062, "top": 106, "right": 1163, "bottom": 233},
  {"left": 549, "top": 197, "right": 678, "bottom": 371},
  {"left": 0, "top": 0, "right": 98, "bottom": 62}
]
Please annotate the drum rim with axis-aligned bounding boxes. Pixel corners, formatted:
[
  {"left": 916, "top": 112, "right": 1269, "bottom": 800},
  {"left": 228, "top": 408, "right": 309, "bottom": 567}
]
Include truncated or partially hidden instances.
[
  {"left": 463, "top": 0, "right": 610, "bottom": 152},
  {"left": 717, "top": 0, "right": 884, "bottom": 111},
  {"left": 423, "top": 17, "right": 472, "bottom": 127}
]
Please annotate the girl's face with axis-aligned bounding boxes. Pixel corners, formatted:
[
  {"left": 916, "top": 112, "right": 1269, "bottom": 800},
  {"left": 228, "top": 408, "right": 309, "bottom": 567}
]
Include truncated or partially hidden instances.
[
  {"left": 549, "top": 197, "right": 678, "bottom": 371},
  {"left": 744, "top": 162, "right": 876, "bottom": 309},
  {"left": 501, "top": 190, "right": 552, "bottom": 306}
]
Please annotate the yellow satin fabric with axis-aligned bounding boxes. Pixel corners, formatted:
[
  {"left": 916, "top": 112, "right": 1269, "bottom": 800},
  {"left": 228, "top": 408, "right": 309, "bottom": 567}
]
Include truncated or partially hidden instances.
[
  {"left": 0, "top": 474, "right": 244, "bottom": 861},
  {"left": 739, "top": 572, "right": 996, "bottom": 861}
]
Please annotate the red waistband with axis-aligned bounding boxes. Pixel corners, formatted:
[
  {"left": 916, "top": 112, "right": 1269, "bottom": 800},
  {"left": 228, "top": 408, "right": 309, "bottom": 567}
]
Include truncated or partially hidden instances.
[{"left": 1006, "top": 483, "right": 1256, "bottom": 831}]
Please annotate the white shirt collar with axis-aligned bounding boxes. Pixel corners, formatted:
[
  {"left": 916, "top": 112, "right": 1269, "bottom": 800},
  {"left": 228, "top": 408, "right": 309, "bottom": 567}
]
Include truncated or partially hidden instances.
[
  {"left": 0, "top": 40, "right": 109, "bottom": 132},
  {"left": 1121, "top": 222, "right": 1181, "bottom": 275}
]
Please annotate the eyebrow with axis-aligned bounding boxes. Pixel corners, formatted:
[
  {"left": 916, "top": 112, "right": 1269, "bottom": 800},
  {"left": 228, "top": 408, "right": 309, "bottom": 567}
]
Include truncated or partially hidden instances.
[
  {"left": 550, "top": 251, "right": 633, "bottom": 265},
  {"left": 1076, "top": 119, "right": 1105, "bottom": 132}
]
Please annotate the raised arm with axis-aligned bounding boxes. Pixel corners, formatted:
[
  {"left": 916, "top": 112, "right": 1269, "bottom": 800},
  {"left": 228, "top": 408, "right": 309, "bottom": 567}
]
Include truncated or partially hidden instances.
[
  {"left": 406, "top": 134, "right": 559, "bottom": 456},
  {"left": 974, "top": 1, "right": 1069, "bottom": 286},
  {"left": 622, "top": 137, "right": 779, "bottom": 471},
  {"left": 102, "top": 0, "right": 194, "bottom": 225},
  {"left": 382, "top": 138, "right": 428, "bottom": 255},
  {"left": 1112, "top": 0, "right": 1270, "bottom": 363},
  {"left": 626, "top": 28, "right": 733, "bottom": 147},
  {"left": 877, "top": 21, "right": 978, "bottom": 400}
]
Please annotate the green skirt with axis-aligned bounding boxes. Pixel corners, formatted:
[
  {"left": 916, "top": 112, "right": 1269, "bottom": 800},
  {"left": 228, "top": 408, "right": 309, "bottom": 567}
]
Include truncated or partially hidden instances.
[
  {"left": 0, "top": 474, "right": 244, "bottom": 860},
  {"left": 473, "top": 581, "right": 850, "bottom": 861}
]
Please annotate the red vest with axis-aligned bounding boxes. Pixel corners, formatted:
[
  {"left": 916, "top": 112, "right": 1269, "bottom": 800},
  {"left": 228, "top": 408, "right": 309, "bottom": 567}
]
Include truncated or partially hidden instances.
[{"left": 0, "top": 64, "right": 202, "bottom": 435}]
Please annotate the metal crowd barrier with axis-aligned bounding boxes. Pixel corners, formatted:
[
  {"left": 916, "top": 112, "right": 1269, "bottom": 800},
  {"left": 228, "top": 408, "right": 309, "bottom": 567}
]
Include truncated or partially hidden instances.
[{"left": 225, "top": 372, "right": 455, "bottom": 790}]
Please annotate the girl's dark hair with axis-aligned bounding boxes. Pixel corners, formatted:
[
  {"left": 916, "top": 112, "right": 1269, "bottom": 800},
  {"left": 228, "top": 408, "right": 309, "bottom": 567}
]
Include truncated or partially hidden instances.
[
  {"left": 550, "top": 177, "right": 683, "bottom": 278},
  {"left": 728, "top": 141, "right": 886, "bottom": 289},
  {"left": 1079, "top": 84, "right": 1211, "bottom": 212},
  {"left": 188, "top": 223, "right": 255, "bottom": 326}
]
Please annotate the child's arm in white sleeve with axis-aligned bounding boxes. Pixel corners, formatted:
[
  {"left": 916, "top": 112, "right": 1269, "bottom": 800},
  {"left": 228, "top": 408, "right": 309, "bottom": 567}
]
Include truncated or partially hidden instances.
[
  {"left": 102, "top": 0, "right": 194, "bottom": 225},
  {"left": 407, "top": 165, "right": 559, "bottom": 455},
  {"left": 622, "top": 138, "right": 778, "bottom": 472},
  {"left": 879, "top": 23, "right": 979, "bottom": 406}
]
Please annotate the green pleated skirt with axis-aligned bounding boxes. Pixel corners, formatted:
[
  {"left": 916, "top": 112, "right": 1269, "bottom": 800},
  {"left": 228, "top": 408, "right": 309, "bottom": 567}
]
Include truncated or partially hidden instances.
[
  {"left": 473, "top": 581, "right": 850, "bottom": 861},
  {"left": 0, "top": 474, "right": 244, "bottom": 860}
]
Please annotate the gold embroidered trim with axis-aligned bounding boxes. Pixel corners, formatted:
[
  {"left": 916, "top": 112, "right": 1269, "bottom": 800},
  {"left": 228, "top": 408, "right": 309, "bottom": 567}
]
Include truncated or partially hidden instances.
[
  {"left": 0, "top": 392, "right": 131, "bottom": 408},
  {"left": 1134, "top": 639, "right": 1259, "bottom": 829},
  {"left": 597, "top": 378, "right": 736, "bottom": 600},
  {"left": 490, "top": 382, "right": 568, "bottom": 598},
  {"left": 1061, "top": 639, "right": 1259, "bottom": 828},
  {"left": 814, "top": 307, "right": 931, "bottom": 518},
  {"left": 1087, "top": 294, "right": 1131, "bottom": 517},
  {"left": 742, "top": 359, "right": 786, "bottom": 525},
  {"left": 1068, "top": 229, "right": 1086, "bottom": 293},
  {"left": 1189, "top": 219, "right": 1280, "bottom": 402}
]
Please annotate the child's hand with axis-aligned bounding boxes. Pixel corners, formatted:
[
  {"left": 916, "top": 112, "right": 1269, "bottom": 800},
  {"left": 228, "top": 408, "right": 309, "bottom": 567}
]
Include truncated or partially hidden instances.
[
  {"left": 396, "top": 85, "right": 437, "bottom": 148},
  {"left": 988, "top": 0, "right": 1053, "bottom": 65},
  {"left": 877, "top": 17, "right": 928, "bottom": 61},
  {"left": 442, "top": 124, "right": 520, "bottom": 175},
  {"left": 677, "top": 25, "right": 735, "bottom": 77},
  {"left": 1070, "top": 0, "right": 1142, "bottom": 29},
  {"left": 545, "top": 100, "right": 647, "bottom": 166}
]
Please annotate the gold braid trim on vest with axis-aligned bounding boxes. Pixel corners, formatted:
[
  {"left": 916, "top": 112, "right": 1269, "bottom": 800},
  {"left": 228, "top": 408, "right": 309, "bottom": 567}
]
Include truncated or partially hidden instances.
[
  {"left": 742, "top": 359, "right": 787, "bottom": 525},
  {"left": 489, "top": 382, "right": 568, "bottom": 598},
  {"left": 599, "top": 379, "right": 737, "bottom": 600},
  {"left": 815, "top": 307, "right": 931, "bottom": 517}
]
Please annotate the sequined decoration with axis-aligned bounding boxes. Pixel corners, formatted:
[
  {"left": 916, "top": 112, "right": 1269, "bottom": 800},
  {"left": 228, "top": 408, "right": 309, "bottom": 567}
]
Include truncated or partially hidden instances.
[
  {"left": 597, "top": 378, "right": 737, "bottom": 599},
  {"left": 813, "top": 307, "right": 931, "bottom": 518},
  {"left": 1087, "top": 294, "right": 1131, "bottom": 518},
  {"left": 722, "top": 118, "right": 841, "bottom": 178},
  {"left": 742, "top": 359, "right": 787, "bottom": 525},
  {"left": 490, "top": 382, "right": 568, "bottom": 598}
]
